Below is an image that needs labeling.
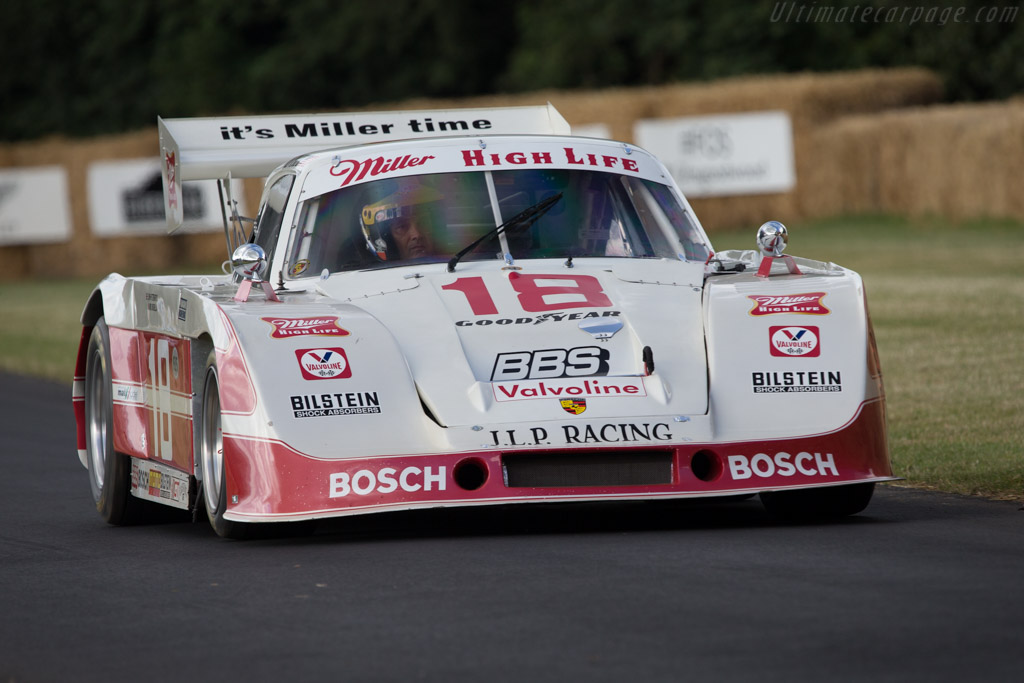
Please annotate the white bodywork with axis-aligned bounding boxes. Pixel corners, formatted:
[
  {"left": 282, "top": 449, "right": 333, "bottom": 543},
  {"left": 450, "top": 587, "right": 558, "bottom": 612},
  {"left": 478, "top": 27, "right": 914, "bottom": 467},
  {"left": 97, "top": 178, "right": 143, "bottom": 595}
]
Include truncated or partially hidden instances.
[{"left": 73, "top": 105, "right": 894, "bottom": 528}]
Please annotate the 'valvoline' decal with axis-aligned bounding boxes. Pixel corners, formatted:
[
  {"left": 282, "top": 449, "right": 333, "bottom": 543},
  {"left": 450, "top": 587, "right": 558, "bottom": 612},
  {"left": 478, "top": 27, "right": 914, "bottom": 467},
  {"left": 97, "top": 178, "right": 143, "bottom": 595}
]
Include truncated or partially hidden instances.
[
  {"left": 492, "top": 377, "right": 646, "bottom": 402},
  {"left": 296, "top": 348, "right": 352, "bottom": 380},
  {"left": 769, "top": 326, "right": 820, "bottom": 357}
]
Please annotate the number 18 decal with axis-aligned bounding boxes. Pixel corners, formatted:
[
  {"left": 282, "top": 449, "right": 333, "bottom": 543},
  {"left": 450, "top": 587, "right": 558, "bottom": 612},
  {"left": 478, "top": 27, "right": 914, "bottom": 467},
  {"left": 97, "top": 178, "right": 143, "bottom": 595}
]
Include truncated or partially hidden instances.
[
  {"left": 147, "top": 337, "right": 173, "bottom": 461},
  {"left": 442, "top": 273, "right": 612, "bottom": 315}
]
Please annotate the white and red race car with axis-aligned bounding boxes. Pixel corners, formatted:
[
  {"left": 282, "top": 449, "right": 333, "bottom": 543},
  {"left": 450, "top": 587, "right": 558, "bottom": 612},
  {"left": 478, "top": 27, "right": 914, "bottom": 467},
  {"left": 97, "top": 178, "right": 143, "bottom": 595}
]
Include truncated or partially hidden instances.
[{"left": 73, "top": 104, "right": 894, "bottom": 538}]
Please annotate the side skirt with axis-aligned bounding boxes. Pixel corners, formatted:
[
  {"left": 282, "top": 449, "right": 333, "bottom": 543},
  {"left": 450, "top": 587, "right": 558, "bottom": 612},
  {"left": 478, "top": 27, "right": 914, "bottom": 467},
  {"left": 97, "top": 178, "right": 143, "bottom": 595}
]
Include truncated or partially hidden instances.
[{"left": 129, "top": 457, "right": 194, "bottom": 511}]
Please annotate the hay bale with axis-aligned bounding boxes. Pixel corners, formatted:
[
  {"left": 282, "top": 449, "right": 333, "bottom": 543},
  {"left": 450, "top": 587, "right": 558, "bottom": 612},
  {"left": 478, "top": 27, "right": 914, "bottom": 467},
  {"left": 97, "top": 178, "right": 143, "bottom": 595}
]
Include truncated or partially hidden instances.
[
  {"left": 649, "top": 68, "right": 941, "bottom": 127},
  {"left": 881, "top": 102, "right": 1024, "bottom": 220},
  {"left": 807, "top": 100, "right": 1024, "bottom": 222},
  {"left": 803, "top": 116, "right": 883, "bottom": 218}
]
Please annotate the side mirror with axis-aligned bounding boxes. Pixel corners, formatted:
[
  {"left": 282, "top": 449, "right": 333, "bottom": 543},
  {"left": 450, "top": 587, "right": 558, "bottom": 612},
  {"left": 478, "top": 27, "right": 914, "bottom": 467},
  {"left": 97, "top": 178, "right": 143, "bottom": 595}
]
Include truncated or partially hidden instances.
[
  {"left": 756, "top": 221, "right": 788, "bottom": 257},
  {"left": 230, "top": 244, "right": 281, "bottom": 302},
  {"left": 755, "top": 221, "right": 801, "bottom": 278},
  {"left": 231, "top": 243, "right": 268, "bottom": 282}
]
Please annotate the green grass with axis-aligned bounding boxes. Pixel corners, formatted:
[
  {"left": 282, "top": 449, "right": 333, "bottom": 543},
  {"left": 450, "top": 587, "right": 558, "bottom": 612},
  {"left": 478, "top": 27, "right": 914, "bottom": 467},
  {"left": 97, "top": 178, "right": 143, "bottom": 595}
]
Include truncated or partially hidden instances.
[
  {"left": 0, "top": 278, "right": 101, "bottom": 382},
  {"left": 711, "top": 215, "right": 1024, "bottom": 500},
  {"left": 1, "top": 216, "right": 1021, "bottom": 500},
  {"left": 0, "top": 262, "right": 221, "bottom": 383}
]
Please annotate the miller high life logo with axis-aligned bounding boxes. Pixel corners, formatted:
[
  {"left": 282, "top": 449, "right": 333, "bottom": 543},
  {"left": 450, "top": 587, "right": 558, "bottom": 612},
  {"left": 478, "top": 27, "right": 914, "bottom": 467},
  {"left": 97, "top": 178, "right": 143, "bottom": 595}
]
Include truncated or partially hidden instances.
[
  {"left": 296, "top": 348, "right": 352, "bottom": 380},
  {"left": 769, "top": 326, "right": 820, "bottom": 357},
  {"left": 560, "top": 398, "right": 587, "bottom": 415},
  {"left": 329, "top": 154, "right": 435, "bottom": 188},
  {"left": 262, "top": 316, "right": 350, "bottom": 338},
  {"left": 748, "top": 292, "right": 829, "bottom": 316},
  {"left": 461, "top": 147, "right": 640, "bottom": 173}
]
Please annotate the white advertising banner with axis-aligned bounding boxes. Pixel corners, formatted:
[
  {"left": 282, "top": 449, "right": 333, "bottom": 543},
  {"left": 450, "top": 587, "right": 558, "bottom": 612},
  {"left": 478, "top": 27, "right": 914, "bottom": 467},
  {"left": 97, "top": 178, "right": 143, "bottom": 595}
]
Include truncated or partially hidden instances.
[
  {"left": 634, "top": 111, "right": 795, "bottom": 197},
  {"left": 0, "top": 167, "right": 73, "bottom": 245},
  {"left": 572, "top": 123, "right": 612, "bottom": 139},
  {"left": 87, "top": 158, "right": 246, "bottom": 236}
]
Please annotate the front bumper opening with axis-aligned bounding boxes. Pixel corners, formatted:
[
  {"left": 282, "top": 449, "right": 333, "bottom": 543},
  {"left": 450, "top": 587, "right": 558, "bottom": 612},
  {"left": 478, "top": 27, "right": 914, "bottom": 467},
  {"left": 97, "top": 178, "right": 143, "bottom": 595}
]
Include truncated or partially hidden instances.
[{"left": 501, "top": 450, "right": 674, "bottom": 488}]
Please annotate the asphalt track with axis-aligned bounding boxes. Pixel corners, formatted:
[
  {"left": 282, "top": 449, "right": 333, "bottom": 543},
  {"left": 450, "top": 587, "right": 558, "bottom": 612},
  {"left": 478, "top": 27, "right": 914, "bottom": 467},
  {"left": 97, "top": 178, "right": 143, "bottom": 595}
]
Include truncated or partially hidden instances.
[{"left": 1, "top": 371, "right": 1022, "bottom": 683}]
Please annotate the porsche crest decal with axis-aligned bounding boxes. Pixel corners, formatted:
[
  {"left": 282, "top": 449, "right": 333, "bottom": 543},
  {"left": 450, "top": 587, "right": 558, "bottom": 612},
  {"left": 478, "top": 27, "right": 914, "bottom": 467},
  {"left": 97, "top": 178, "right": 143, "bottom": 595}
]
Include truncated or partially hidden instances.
[{"left": 559, "top": 398, "right": 587, "bottom": 415}]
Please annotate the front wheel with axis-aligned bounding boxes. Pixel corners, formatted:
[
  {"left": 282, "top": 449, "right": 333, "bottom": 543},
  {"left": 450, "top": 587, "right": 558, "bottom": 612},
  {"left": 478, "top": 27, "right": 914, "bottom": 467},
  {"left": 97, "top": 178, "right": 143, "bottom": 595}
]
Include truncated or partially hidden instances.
[
  {"left": 199, "top": 351, "right": 251, "bottom": 539},
  {"left": 759, "top": 482, "right": 876, "bottom": 521}
]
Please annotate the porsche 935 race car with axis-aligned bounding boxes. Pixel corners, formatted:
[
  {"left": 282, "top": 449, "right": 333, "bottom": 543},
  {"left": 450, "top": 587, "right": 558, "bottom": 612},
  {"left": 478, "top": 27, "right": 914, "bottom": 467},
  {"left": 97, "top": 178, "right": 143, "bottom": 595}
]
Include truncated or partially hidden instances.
[{"left": 72, "top": 104, "right": 894, "bottom": 538}]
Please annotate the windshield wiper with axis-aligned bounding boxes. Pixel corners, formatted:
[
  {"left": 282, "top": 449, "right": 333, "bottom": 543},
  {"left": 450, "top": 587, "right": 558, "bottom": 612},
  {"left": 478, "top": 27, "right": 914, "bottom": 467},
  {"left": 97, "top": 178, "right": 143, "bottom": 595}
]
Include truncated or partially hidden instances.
[{"left": 447, "top": 192, "right": 563, "bottom": 273}]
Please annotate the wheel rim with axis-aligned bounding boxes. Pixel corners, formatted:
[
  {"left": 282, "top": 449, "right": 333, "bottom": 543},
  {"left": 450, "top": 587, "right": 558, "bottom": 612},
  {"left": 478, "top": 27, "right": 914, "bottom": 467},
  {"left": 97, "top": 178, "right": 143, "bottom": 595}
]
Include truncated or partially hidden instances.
[
  {"left": 200, "top": 368, "right": 223, "bottom": 515},
  {"left": 85, "top": 339, "right": 110, "bottom": 493}
]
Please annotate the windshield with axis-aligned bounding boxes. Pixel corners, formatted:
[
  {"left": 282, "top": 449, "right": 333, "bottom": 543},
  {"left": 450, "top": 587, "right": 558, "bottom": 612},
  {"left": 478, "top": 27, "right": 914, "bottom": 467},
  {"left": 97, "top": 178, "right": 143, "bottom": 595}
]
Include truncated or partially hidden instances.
[{"left": 284, "top": 168, "right": 709, "bottom": 277}]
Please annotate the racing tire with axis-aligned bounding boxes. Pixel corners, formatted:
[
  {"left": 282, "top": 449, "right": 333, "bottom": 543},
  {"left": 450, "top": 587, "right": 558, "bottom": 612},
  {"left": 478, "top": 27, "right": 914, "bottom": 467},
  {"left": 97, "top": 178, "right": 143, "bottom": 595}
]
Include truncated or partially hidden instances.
[
  {"left": 759, "top": 482, "right": 875, "bottom": 521},
  {"left": 199, "top": 351, "right": 251, "bottom": 540},
  {"left": 84, "top": 318, "right": 151, "bottom": 525}
]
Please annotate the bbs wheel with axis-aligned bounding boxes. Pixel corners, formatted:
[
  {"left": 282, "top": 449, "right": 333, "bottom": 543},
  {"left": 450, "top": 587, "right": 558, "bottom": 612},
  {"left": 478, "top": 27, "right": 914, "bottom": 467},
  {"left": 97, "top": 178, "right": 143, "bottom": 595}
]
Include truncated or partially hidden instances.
[
  {"left": 199, "top": 351, "right": 250, "bottom": 539},
  {"left": 760, "top": 482, "right": 876, "bottom": 521},
  {"left": 84, "top": 318, "right": 149, "bottom": 525}
]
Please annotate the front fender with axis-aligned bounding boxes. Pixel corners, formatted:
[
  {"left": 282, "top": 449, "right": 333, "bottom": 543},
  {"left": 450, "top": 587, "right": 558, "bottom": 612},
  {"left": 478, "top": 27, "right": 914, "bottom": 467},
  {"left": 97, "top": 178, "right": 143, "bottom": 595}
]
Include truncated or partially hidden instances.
[
  {"left": 215, "top": 299, "right": 441, "bottom": 460},
  {"left": 704, "top": 268, "right": 878, "bottom": 441}
]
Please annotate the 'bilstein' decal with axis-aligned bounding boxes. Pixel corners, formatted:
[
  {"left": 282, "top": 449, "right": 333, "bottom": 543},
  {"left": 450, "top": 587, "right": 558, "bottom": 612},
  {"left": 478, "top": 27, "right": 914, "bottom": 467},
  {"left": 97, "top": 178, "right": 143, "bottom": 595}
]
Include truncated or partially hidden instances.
[
  {"left": 752, "top": 371, "right": 841, "bottom": 393},
  {"left": 290, "top": 392, "right": 380, "bottom": 417}
]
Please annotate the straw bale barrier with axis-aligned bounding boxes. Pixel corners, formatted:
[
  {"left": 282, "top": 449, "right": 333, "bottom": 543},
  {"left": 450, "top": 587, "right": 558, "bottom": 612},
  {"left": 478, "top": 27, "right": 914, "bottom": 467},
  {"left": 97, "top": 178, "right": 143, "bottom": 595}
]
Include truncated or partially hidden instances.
[
  {"left": 11, "top": 66, "right": 1018, "bottom": 281},
  {"left": 805, "top": 101, "right": 1024, "bottom": 220}
]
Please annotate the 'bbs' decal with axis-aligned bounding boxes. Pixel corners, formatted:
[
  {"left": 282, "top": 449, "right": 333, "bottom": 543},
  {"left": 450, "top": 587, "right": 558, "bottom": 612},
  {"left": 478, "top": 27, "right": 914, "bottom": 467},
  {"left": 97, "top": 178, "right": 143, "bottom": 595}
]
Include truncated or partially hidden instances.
[{"left": 491, "top": 346, "right": 610, "bottom": 381}]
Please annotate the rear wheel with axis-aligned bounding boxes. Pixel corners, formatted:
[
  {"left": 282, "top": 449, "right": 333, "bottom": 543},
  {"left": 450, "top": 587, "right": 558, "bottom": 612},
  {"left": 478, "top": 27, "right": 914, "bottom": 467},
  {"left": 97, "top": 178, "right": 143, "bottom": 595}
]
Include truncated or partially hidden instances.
[
  {"left": 760, "top": 482, "right": 875, "bottom": 521},
  {"left": 85, "top": 318, "right": 149, "bottom": 525},
  {"left": 199, "top": 352, "right": 250, "bottom": 539}
]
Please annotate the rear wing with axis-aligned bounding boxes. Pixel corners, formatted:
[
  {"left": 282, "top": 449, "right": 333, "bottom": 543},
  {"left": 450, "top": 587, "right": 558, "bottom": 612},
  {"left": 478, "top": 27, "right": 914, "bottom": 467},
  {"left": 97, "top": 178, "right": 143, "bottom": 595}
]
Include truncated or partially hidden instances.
[{"left": 158, "top": 104, "right": 571, "bottom": 233}]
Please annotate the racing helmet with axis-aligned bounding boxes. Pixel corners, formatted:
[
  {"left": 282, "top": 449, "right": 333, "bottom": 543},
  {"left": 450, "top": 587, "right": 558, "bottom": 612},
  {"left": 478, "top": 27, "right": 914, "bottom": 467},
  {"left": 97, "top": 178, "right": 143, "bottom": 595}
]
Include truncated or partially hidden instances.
[{"left": 360, "top": 181, "right": 443, "bottom": 260}]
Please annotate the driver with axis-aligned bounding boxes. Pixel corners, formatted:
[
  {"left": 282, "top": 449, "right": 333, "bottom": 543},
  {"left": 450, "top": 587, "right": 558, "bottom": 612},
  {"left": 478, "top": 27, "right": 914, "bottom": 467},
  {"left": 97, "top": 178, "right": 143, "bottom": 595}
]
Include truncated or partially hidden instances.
[{"left": 361, "top": 183, "right": 443, "bottom": 261}]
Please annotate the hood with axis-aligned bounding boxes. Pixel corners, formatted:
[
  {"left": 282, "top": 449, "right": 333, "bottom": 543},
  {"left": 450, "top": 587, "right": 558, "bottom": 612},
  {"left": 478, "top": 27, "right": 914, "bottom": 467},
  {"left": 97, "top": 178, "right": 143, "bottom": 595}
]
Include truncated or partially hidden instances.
[{"left": 314, "top": 259, "right": 708, "bottom": 426}]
